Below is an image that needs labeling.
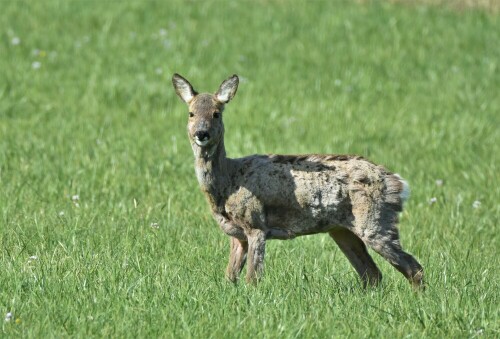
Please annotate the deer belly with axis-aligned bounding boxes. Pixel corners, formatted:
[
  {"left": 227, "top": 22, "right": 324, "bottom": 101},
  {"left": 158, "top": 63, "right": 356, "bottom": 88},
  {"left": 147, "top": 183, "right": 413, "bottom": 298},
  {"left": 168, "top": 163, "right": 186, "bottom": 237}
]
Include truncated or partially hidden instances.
[
  {"left": 264, "top": 185, "right": 353, "bottom": 234},
  {"left": 264, "top": 204, "right": 350, "bottom": 235}
]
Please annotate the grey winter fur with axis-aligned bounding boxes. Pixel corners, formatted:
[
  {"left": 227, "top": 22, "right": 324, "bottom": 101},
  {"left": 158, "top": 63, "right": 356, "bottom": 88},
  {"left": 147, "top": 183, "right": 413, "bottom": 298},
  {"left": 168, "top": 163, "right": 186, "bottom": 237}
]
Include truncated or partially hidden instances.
[{"left": 172, "top": 73, "right": 424, "bottom": 289}]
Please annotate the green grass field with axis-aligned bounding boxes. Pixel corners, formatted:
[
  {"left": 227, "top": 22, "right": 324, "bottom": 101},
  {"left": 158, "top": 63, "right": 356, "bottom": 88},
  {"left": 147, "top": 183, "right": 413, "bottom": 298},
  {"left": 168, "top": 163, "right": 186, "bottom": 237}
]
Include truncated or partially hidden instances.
[{"left": 1, "top": 1, "right": 499, "bottom": 337}]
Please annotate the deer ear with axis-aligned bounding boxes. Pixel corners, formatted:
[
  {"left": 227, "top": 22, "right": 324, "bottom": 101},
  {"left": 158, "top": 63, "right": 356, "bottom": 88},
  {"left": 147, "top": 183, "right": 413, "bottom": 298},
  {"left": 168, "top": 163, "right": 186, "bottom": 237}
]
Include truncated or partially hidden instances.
[
  {"left": 215, "top": 75, "right": 239, "bottom": 103},
  {"left": 172, "top": 73, "right": 198, "bottom": 103}
]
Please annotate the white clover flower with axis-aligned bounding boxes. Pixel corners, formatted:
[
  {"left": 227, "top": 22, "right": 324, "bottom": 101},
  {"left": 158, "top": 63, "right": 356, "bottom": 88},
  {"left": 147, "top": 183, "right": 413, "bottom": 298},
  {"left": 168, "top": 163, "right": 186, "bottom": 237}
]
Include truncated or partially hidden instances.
[
  {"left": 59, "top": 211, "right": 65, "bottom": 216},
  {"left": 32, "top": 61, "right": 41, "bottom": 69},
  {"left": 5, "top": 312, "right": 13, "bottom": 322},
  {"left": 29, "top": 255, "right": 38, "bottom": 261},
  {"left": 435, "top": 179, "right": 443, "bottom": 186},
  {"left": 150, "top": 222, "right": 159, "bottom": 229},
  {"left": 472, "top": 200, "right": 481, "bottom": 209},
  {"left": 11, "top": 37, "right": 20, "bottom": 45},
  {"left": 429, "top": 197, "right": 437, "bottom": 205},
  {"left": 71, "top": 195, "right": 80, "bottom": 207}
]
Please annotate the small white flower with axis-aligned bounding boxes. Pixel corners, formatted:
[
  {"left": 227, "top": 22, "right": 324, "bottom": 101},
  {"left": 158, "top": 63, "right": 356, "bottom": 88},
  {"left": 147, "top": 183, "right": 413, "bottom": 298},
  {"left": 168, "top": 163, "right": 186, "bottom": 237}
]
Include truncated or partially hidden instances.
[
  {"left": 150, "top": 222, "right": 159, "bottom": 229},
  {"left": 71, "top": 195, "right": 80, "bottom": 207},
  {"left": 59, "top": 211, "right": 65, "bottom": 216},
  {"left": 29, "top": 255, "right": 38, "bottom": 261},
  {"left": 5, "top": 312, "right": 13, "bottom": 322},
  {"left": 155, "top": 67, "right": 163, "bottom": 75},
  {"left": 429, "top": 197, "right": 437, "bottom": 205},
  {"left": 11, "top": 37, "right": 20, "bottom": 45},
  {"left": 435, "top": 179, "right": 443, "bottom": 186},
  {"left": 32, "top": 61, "right": 41, "bottom": 70},
  {"left": 472, "top": 200, "right": 481, "bottom": 209}
]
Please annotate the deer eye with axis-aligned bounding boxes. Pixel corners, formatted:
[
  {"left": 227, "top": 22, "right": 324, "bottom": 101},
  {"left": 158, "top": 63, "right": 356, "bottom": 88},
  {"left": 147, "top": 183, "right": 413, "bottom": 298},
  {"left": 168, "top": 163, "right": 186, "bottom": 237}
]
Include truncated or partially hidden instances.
[
  {"left": 189, "top": 112, "right": 194, "bottom": 118},
  {"left": 213, "top": 112, "right": 220, "bottom": 119}
]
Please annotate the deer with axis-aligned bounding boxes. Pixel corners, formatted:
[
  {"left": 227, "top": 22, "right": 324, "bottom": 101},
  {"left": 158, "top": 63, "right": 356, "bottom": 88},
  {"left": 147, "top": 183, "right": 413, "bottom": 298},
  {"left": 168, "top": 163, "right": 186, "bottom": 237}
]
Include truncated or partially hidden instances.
[{"left": 172, "top": 73, "right": 424, "bottom": 289}]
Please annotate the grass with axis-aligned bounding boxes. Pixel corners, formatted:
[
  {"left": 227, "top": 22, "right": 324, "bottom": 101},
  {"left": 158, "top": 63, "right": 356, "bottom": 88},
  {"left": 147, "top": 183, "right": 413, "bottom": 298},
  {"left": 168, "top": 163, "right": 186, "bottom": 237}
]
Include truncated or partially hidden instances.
[{"left": 1, "top": 0, "right": 499, "bottom": 337}]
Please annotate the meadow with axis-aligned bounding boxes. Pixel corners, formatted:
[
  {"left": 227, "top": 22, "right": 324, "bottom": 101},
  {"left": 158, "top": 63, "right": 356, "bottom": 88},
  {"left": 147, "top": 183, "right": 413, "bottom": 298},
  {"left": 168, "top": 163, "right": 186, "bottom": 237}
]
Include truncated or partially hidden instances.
[{"left": 1, "top": 0, "right": 499, "bottom": 337}]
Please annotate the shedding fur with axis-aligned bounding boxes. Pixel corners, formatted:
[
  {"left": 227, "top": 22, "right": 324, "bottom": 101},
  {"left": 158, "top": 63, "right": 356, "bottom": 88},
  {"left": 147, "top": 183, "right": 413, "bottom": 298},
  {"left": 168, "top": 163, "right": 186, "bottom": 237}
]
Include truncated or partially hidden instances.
[{"left": 172, "top": 74, "right": 424, "bottom": 289}]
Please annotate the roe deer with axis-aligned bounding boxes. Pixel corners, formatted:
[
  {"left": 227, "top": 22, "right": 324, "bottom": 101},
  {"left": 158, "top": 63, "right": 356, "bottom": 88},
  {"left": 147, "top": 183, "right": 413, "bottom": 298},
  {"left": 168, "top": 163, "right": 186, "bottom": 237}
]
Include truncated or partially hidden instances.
[{"left": 172, "top": 73, "right": 424, "bottom": 289}]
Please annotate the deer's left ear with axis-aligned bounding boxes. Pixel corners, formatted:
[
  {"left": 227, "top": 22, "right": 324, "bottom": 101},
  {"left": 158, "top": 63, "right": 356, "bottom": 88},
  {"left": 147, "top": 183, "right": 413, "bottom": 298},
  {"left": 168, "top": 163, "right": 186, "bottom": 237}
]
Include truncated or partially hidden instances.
[
  {"left": 172, "top": 73, "right": 198, "bottom": 104},
  {"left": 215, "top": 75, "right": 239, "bottom": 103}
]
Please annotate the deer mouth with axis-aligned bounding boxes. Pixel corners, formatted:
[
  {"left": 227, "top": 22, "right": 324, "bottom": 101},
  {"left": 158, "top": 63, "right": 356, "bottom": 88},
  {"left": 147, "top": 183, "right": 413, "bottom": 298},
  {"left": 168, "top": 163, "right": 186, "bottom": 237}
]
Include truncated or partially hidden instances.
[
  {"left": 193, "top": 130, "right": 212, "bottom": 147},
  {"left": 194, "top": 138, "right": 210, "bottom": 147}
]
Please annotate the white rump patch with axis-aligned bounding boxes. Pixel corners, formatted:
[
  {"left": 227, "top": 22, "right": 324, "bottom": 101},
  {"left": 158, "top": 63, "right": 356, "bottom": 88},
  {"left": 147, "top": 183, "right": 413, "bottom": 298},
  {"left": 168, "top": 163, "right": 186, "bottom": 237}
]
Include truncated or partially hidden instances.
[{"left": 394, "top": 173, "right": 411, "bottom": 203}]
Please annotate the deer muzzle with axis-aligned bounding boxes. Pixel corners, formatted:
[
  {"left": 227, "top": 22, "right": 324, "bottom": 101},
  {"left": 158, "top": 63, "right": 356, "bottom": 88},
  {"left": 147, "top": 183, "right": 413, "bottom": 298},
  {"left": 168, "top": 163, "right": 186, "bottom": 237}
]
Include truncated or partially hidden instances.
[{"left": 194, "top": 130, "right": 211, "bottom": 147}]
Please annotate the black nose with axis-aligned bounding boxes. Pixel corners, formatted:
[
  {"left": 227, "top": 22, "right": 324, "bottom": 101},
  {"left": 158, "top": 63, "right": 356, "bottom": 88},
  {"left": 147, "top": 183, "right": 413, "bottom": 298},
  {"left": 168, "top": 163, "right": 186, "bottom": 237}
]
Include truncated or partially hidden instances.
[{"left": 195, "top": 131, "right": 210, "bottom": 141}]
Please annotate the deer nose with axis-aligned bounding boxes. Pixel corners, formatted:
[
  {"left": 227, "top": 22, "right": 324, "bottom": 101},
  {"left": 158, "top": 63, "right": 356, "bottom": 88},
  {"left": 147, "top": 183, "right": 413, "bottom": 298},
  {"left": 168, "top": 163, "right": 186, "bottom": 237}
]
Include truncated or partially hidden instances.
[{"left": 195, "top": 131, "right": 210, "bottom": 141}]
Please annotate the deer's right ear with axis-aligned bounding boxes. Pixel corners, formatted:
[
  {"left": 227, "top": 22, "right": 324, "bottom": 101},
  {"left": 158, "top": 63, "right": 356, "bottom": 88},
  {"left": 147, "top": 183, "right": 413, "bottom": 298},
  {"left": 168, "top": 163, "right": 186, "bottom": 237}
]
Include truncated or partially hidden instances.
[{"left": 172, "top": 73, "right": 198, "bottom": 104}]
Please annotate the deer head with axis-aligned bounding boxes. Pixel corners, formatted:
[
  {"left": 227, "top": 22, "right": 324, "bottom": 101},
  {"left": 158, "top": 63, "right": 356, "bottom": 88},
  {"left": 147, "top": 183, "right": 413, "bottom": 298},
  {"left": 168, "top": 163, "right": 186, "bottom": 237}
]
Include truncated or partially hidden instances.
[{"left": 172, "top": 74, "right": 239, "bottom": 157}]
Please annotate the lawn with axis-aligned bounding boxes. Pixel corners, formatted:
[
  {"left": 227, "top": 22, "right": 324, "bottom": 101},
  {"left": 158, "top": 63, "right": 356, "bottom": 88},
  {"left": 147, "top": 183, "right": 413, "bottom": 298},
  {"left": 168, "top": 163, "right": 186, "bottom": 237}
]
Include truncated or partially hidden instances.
[{"left": 1, "top": 0, "right": 499, "bottom": 337}]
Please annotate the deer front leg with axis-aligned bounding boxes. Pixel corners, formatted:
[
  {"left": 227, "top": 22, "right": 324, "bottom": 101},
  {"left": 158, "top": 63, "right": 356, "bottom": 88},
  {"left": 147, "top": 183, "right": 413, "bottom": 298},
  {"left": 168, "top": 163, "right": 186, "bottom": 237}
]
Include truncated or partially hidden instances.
[
  {"left": 226, "top": 237, "right": 248, "bottom": 283},
  {"left": 246, "top": 229, "right": 266, "bottom": 284},
  {"left": 214, "top": 212, "right": 246, "bottom": 241}
]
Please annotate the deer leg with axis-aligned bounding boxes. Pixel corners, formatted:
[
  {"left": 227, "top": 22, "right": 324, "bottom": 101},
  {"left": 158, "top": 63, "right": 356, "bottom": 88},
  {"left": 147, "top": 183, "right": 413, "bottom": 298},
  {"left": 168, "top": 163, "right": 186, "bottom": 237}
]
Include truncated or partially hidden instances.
[
  {"left": 350, "top": 197, "right": 424, "bottom": 289},
  {"left": 214, "top": 213, "right": 247, "bottom": 241},
  {"left": 226, "top": 237, "right": 248, "bottom": 283},
  {"left": 354, "top": 223, "right": 424, "bottom": 289},
  {"left": 368, "top": 238, "right": 424, "bottom": 289},
  {"left": 329, "top": 228, "right": 382, "bottom": 287},
  {"left": 245, "top": 229, "right": 266, "bottom": 284}
]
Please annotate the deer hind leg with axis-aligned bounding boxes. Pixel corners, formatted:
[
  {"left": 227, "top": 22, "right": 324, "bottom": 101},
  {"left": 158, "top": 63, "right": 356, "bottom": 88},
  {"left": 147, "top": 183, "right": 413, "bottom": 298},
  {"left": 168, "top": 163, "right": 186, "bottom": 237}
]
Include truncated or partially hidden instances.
[
  {"left": 353, "top": 207, "right": 424, "bottom": 289},
  {"left": 226, "top": 237, "right": 248, "bottom": 283},
  {"left": 329, "top": 228, "right": 382, "bottom": 287},
  {"left": 245, "top": 229, "right": 266, "bottom": 284},
  {"left": 366, "top": 233, "right": 424, "bottom": 289}
]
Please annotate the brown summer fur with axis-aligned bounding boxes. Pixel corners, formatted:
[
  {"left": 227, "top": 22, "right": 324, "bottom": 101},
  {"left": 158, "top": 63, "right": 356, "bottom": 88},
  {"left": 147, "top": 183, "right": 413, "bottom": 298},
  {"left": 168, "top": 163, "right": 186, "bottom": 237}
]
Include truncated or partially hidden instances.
[{"left": 172, "top": 74, "right": 424, "bottom": 289}]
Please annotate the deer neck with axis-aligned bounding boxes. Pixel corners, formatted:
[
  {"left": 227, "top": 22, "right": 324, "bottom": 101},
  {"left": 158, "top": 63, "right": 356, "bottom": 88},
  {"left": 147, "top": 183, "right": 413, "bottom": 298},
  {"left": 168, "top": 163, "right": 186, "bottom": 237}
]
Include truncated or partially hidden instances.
[{"left": 193, "top": 139, "right": 231, "bottom": 213}]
